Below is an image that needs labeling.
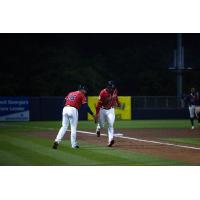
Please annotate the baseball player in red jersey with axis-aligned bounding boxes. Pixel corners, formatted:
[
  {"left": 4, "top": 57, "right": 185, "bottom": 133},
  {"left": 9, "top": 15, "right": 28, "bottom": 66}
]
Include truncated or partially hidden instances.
[
  {"left": 95, "top": 81, "right": 121, "bottom": 147},
  {"left": 53, "top": 85, "right": 96, "bottom": 149}
]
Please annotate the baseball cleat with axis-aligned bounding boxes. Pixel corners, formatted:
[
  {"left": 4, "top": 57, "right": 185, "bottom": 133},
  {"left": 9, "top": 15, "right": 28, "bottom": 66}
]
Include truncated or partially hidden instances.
[
  {"left": 96, "top": 130, "right": 100, "bottom": 137},
  {"left": 72, "top": 145, "right": 79, "bottom": 149},
  {"left": 53, "top": 142, "right": 59, "bottom": 149},
  {"left": 107, "top": 140, "right": 115, "bottom": 147}
]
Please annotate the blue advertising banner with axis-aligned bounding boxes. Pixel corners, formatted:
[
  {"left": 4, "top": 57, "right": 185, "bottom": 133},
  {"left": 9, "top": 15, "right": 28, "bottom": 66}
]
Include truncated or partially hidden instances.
[{"left": 0, "top": 97, "right": 29, "bottom": 121}]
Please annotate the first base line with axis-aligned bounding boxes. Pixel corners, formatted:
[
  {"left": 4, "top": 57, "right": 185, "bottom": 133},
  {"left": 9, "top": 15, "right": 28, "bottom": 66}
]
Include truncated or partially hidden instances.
[{"left": 77, "top": 130, "right": 200, "bottom": 151}]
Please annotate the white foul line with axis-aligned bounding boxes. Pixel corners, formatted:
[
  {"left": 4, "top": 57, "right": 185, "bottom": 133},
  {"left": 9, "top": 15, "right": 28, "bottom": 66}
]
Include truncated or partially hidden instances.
[{"left": 77, "top": 130, "right": 200, "bottom": 151}]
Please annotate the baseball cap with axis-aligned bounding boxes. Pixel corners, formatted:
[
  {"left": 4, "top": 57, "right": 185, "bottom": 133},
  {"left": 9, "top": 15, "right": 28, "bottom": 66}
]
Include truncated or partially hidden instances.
[{"left": 78, "top": 84, "right": 88, "bottom": 92}]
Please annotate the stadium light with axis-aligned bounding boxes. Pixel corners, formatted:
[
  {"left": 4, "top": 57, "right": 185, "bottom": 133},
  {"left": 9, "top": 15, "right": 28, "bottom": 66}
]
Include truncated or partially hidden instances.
[{"left": 168, "top": 33, "right": 192, "bottom": 97}]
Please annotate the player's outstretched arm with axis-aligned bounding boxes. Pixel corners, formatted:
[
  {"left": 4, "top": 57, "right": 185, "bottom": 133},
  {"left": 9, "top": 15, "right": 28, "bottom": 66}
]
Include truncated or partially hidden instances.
[{"left": 82, "top": 103, "right": 97, "bottom": 123}]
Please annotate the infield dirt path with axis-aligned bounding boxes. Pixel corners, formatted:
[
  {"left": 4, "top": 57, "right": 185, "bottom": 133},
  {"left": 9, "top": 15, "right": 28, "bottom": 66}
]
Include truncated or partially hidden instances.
[{"left": 30, "top": 128, "right": 200, "bottom": 165}]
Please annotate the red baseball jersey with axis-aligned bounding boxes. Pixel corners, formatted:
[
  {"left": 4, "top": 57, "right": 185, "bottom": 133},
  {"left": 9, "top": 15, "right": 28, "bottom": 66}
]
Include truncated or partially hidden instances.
[
  {"left": 96, "top": 88, "right": 121, "bottom": 114},
  {"left": 65, "top": 91, "right": 87, "bottom": 110}
]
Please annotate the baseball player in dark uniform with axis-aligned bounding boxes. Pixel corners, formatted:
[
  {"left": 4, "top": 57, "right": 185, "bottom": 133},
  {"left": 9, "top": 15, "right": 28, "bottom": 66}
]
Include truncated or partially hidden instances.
[
  {"left": 184, "top": 88, "right": 200, "bottom": 129},
  {"left": 195, "top": 91, "right": 200, "bottom": 125}
]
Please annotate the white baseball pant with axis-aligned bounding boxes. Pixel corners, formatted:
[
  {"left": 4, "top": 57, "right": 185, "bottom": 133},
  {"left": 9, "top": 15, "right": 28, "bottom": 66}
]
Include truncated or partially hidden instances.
[
  {"left": 189, "top": 105, "right": 196, "bottom": 118},
  {"left": 96, "top": 108, "right": 115, "bottom": 142},
  {"left": 55, "top": 106, "right": 78, "bottom": 148}
]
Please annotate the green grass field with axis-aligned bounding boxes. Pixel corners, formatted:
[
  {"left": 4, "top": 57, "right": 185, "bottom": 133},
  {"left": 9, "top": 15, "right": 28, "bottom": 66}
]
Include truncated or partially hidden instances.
[{"left": 0, "top": 120, "right": 199, "bottom": 166}]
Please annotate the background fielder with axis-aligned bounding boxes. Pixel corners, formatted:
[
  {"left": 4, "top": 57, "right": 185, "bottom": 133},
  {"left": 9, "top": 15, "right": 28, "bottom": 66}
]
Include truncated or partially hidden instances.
[
  {"left": 95, "top": 81, "right": 121, "bottom": 147},
  {"left": 53, "top": 85, "right": 96, "bottom": 149},
  {"left": 195, "top": 91, "right": 200, "bottom": 126},
  {"left": 184, "top": 88, "right": 200, "bottom": 129}
]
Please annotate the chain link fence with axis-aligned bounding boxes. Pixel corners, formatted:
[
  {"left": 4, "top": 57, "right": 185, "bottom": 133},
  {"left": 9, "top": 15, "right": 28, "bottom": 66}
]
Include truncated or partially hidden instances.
[{"left": 132, "top": 96, "right": 185, "bottom": 109}]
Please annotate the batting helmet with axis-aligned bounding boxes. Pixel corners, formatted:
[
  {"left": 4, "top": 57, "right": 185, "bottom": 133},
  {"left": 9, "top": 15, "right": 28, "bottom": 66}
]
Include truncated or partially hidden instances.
[{"left": 107, "top": 80, "right": 115, "bottom": 90}]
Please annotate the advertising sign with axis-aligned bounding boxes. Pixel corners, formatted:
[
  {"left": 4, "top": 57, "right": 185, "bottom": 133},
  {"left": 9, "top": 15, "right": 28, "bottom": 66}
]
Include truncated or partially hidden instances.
[
  {"left": 87, "top": 96, "right": 131, "bottom": 120},
  {"left": 0, "top": 97, "right": 29, "bottom": 121}
]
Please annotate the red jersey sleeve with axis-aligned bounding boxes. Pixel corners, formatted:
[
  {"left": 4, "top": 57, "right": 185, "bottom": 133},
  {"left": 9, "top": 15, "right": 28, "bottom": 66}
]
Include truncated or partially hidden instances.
[
  {"left": 96, "top": 100, "right": 101, "bottom": 114},
  {"left": 96, "top": 90, "right": 105, "bottom": 114}
]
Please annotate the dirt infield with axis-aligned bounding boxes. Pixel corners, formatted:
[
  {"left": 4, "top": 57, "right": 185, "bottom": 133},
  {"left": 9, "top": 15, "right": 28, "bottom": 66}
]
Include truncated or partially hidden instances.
[{"left": 30, "top": 127, "right": 200, "bottom": 165}]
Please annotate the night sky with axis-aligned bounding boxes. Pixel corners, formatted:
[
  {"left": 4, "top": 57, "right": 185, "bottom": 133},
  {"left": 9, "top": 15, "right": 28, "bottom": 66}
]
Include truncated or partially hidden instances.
[{"left": 0, "top": 33, "right": 200, "bottom": 96}]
